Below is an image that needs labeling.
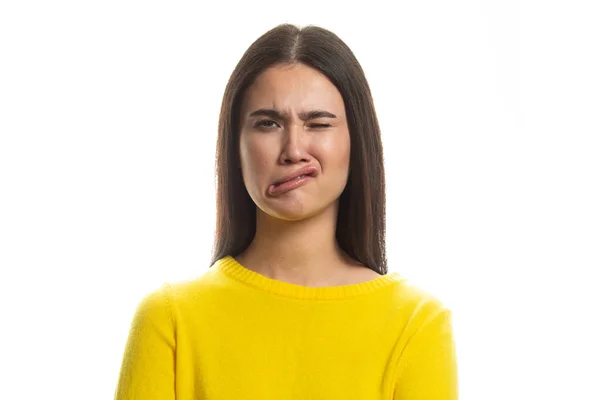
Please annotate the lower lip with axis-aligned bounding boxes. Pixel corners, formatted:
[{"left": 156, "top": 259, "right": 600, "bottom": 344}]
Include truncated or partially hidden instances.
[{"left": 268, "top": 175, "right": 312, "bottom": 195}]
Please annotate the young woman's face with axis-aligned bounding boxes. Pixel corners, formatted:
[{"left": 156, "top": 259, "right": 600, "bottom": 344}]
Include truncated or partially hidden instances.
[{"left": 238, "top": 63, "right": 351, "bottom": 221}]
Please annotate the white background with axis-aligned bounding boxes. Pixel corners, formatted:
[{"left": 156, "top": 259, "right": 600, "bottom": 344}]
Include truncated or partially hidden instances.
[{"left": 1, "top": 1, "right": 598, "bottom": 399}]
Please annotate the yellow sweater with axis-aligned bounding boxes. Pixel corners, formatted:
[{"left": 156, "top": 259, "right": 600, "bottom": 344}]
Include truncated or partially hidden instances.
[{"left": 114, "top": 256, "right": 458, "bottom": 399}]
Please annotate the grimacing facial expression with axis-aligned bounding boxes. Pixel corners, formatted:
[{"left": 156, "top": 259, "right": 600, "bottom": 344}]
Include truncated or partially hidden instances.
[{"left": 238, "top": 63, "right": 351, "bottom": 221}]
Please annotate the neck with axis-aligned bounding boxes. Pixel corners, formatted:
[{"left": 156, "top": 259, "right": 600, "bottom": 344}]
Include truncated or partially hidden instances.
[{"left": 235, "top": 202, "right": 359, "bottom": 286}]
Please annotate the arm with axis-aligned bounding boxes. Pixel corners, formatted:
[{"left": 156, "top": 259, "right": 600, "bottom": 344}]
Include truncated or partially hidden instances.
[
  {"left": 393, "top": 308, "right": 458, "bottom": 400},
  {"left": 114, "top": 284, "right": 176, "bottom": 400}
]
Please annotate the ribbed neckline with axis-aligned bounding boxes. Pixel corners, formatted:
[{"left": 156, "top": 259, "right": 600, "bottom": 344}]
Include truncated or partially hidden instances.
[{"left": 215, "top": 255, "right": 404, "bottom": 300}]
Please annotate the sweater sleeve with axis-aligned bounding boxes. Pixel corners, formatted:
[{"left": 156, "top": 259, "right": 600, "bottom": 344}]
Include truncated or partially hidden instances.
[
  {"left": 114, "top": 284, "right": 176, "bottom": 400},
  {"left": 393, "top": 308, "right": 458, "bottom": 400}
]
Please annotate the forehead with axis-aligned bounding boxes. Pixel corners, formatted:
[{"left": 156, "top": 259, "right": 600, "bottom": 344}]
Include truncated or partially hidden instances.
[{"left": 240, "top": 63, "right": 345, "bottom": 115}]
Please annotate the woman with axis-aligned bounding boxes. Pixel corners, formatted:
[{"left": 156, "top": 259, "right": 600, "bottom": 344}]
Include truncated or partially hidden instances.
[{"left": 114, "top": 23, "right": 457, "bottom": 400}]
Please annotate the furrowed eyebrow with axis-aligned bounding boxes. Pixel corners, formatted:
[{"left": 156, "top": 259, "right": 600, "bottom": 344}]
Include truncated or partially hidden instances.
[{"left": 248, "top": 108, "right": 337, "bottom": 121}]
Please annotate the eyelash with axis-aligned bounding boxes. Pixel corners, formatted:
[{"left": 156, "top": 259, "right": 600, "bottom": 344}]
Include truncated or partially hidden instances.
[{"left": 254, "top": 120, "right": 331, "bottom": 129}]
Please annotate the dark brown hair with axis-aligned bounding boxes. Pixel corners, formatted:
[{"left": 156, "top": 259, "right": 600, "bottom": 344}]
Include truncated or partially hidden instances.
[{"left": 210, "top": 23, "right": 387, "bottom": 275}]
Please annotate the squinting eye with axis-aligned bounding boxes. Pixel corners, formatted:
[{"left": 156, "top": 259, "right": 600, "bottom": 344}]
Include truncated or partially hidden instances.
[
  {"left": 255, "top": 120, "right": 279, "bottom": 129},
  {"left": 253, "top": 120, "right": 331, "bottom": 129}
]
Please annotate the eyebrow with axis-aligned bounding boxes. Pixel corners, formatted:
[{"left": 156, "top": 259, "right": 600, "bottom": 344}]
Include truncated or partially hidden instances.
[{"left": 248, "top": 108, "right": 337, "bottom": 121}]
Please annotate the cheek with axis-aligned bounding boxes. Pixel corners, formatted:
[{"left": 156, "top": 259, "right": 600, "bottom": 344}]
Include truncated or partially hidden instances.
[
  {"left": 240, "top": 136, "right": 257, "bottom": 167},
  {"left": 316, "top": 132, "right": 351, "bottom": 167},
  {"left": 239, "top": 136, "right": 272, "bottom": 181}
]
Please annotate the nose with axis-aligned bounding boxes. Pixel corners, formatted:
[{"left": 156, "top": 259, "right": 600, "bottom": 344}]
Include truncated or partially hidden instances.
[{"left": 278, "top": 122, "right": 311, "bottom": 165}]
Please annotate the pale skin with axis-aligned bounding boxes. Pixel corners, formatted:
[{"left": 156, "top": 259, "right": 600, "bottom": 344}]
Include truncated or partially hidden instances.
[{"left": 235, "top": 62, "right": 382, "bottom": 287}]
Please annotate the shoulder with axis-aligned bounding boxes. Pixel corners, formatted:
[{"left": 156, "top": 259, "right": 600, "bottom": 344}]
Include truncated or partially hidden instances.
[
  {"left": 131, "top": 283, "right": 175, "bottom": 327},
  {"left": 165, "top": 261, "right": 230, "bottom": 299},
  {"left": 387, "top": 278, "right": 453, "bottom": 330},
  {"left": 130, "top": 270, "right": 219, "bottom": 332},
  {"left": 142, "top": 260, "right": 234, "bottom": 314},
  {"left": 123, "top": 283, "right": 176, "bottom": 348},
  {"left": 390, "top": 281, "right": 457, "bottom": 398}
]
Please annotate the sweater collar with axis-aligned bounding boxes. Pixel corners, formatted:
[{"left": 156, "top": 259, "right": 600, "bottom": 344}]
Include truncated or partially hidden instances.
[{"left": 215, "top": 255, "right": 404, "bottom": 300}]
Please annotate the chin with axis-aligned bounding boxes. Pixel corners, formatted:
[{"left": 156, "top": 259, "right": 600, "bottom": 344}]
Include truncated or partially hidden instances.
[
  {"left": 249, "top": 185, "right": 343, "bottom": 222},
  {"left": 258, "top": 197, "right": 334, "bottom": 222},
  {"left": 261, "top": 203, "right": 319, "bottom": 222}
]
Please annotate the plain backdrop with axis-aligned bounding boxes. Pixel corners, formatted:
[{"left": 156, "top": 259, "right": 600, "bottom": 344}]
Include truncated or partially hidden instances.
[{"left": 1, "top": 1, "right": 598, "bottom": 399}]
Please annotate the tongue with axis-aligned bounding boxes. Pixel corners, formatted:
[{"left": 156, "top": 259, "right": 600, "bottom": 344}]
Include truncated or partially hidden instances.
[{"left": 277, "top": 175, "right": 305, "bottom": 186}]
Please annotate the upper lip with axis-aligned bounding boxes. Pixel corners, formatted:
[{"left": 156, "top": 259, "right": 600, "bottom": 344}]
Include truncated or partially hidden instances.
[{"left": 273, "top": 165, "right": 318, "bottom": 186}]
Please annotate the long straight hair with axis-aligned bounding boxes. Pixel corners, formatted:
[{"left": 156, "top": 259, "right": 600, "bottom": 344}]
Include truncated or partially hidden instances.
[{"left": 210, "top": 24, "right": 387, "bottom": 275}]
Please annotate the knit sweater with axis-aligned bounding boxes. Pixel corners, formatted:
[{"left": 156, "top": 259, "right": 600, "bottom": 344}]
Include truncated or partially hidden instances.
[{"left": 114, "top": 256, "right": 458, "bottom": 399}]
